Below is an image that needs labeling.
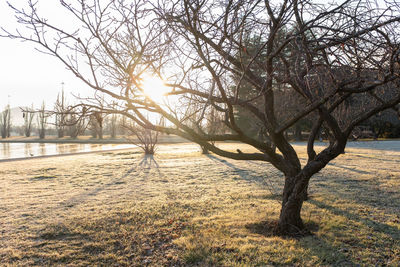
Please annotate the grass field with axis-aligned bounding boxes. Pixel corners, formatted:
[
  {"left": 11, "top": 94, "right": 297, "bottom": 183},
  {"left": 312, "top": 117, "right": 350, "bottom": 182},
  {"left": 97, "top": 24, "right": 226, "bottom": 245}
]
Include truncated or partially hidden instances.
[{"left": 0, "top": 142, "right": 399, "bottom": 266}]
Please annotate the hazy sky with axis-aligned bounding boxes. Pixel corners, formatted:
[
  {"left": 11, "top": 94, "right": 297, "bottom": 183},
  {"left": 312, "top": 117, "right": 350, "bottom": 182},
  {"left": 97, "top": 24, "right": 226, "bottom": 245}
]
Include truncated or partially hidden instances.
[{"left": 0, "top": 1, "right": 92, "bottom": 109}]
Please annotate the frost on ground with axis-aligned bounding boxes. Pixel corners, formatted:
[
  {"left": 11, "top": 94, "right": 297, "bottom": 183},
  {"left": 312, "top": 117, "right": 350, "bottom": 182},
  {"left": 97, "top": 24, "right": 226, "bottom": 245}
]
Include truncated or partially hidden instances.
[{"left": 0, "top": 142, "right": 399, "bottom": 266}]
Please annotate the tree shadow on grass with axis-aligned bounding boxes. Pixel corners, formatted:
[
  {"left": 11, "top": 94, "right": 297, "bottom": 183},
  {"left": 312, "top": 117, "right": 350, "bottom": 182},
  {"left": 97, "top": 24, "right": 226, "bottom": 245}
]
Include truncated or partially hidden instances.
[
  {"left": 348, "top": 152, "right": 400, "bottom": 163},
  {"left": 321, "top": 169, "right": 400, "bottom": 212},
  {"left": 31, "top": 203, "right": 186, "bottom": 266},
  {"left": 245, "top": 220, "right": 356, "bottom": 265},
  {"left": 62, "top": 155, "right": 161, "bottom": 208},
  {"left": 205, "top": 154, "right": 278, "bottom": 184},
  {"left": 244, "top": 220, "right": 279, "bottom": 237},
  {"left": 38, "top": 222, "right": 90, "bottom": 241},
  {"left": 205, "top": 154, "right": 283, "bottom": 198},
  {"left": 122, "top": 154, "right": 161, "bottom": 178},
  {"left": 245, "top": 219, "right": 319, "bottom": 238},
  {"left": 298, "top": 234, "right": 356, "bottom": 266},
  {"left": 328, "top": 162, "right": 371, "bottom": 175},
  {"left": 308, "top": 199, "right": 400, "bottom": 241}
]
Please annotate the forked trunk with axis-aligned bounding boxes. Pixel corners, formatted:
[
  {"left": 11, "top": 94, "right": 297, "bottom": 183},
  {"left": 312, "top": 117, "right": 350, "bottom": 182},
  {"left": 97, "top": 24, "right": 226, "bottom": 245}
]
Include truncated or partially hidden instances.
[{"left": 276, "top": 144, "right": 343, "bottom": 236}]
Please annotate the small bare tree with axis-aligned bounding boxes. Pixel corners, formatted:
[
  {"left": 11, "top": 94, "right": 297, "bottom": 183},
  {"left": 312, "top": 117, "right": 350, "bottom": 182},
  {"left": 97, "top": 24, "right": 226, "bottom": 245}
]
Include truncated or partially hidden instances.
[
  {"left": 118, "top": 115, "right": 127, "bottom": 136},
  {"left": 22, "top": 104, "right": 34, "bottom": 137},
  {"left": 89, "top": 114, "right": 99, "bottom": 138},
  {"left": 109, "top": 113, "right": 118, "bottom": 138},
  {"left": 37, "top": 102, "right": 47, "bottom": 139},
  {"left": 92, "top": 111, "right": 104, "bottom": 139},
  {"left": 87, "top": 111, "right": 105, "bottom": 139},
  {"left": 55, "top": 89, "right": 67, "bottom": 138},
  {"left": 109, "top": 103, "right": 118, "bottom": 139},
  {"left": 0, "top": 105, "right": 11, "bottom": 138},
  {"left": 124, "top": 119, "right": 160, "bottom": 155},
  {"left": 65, "top": 111, "right": 86, "bottom": 139}
]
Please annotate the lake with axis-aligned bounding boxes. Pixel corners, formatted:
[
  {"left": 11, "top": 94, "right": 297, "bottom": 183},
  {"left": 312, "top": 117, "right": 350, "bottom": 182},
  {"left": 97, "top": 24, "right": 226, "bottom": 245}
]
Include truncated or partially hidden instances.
[
  {"left": 0, "top": 143, "right": 136, "bottom": 161},
  {"left": 1, "top": 140, "right": 399, "bottom": 161}
]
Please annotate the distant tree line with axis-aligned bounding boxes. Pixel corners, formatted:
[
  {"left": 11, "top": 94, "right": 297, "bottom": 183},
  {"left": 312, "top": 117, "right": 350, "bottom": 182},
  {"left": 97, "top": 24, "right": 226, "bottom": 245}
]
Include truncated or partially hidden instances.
[
  {"left": 2, "top": 91, "right": 129, "bottom": 139},
  {"left": 2, "top": 94, "right": 399, "bottom": 140}
]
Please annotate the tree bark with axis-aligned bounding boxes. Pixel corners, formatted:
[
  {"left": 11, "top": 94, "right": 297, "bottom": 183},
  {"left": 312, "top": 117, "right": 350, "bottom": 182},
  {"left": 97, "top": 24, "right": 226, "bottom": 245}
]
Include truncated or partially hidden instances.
[
  {"left": 277, "top": 175, "right": 308, "bottom": 236},
  {"left": 302, "top": 183, "right": 309, "bottom": 201},
  {"left": 276, "top": 145, "right": 343, "bottom": 236}
]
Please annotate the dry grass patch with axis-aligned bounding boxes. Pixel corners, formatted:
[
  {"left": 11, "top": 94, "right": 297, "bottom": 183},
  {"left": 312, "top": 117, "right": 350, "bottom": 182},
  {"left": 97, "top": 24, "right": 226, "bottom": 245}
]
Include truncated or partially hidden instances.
[{"left": 0, "top": 142, "right": 399, "bottom": 266}]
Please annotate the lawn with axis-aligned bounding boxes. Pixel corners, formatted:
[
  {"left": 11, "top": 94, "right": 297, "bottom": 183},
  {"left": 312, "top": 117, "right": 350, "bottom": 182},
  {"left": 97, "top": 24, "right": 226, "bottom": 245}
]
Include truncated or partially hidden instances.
[{"left": 0, "top": 142, "right": 399, "bottom": 266}]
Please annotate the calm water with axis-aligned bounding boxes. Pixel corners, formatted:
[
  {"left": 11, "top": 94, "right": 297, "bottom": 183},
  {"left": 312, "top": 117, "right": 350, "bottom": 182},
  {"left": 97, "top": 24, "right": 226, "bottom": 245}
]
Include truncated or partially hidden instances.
[
  {"left": 0, "top": 143, "right": 136, "bottom": 161},
  {"left": 1, "top": 140, "right": 398, "bottom": 161}
]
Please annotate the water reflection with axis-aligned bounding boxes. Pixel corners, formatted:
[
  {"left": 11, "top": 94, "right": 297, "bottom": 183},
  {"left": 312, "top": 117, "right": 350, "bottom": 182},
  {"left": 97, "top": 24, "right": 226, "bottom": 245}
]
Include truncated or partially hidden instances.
[
  {"left": 0, "top": 143, "right": 136, "bottom": 160},
  {"left": 39, "top": 143, "right": 46, "bottom": 156},
  {"left": 24, "top": 143, "right": 32, "bottom": 157},
  {"left": 56, "top": 143, "right": 66, "bottom": 155},
  {"left": 2, "top": 143, "right": 10, "bottom": 159}
]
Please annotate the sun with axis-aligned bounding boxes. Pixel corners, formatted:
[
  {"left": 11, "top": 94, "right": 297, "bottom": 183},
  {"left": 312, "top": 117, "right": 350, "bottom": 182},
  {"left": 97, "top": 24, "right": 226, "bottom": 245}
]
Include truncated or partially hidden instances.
[{"left": 140, "top": 74, "right": 170, "bottom": 103}]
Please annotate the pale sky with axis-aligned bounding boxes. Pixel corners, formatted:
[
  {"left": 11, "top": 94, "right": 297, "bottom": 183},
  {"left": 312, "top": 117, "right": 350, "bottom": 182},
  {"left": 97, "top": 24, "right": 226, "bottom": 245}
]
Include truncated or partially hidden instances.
[{"left": 0, "top": 1, "right": 92, "bottom": 110}]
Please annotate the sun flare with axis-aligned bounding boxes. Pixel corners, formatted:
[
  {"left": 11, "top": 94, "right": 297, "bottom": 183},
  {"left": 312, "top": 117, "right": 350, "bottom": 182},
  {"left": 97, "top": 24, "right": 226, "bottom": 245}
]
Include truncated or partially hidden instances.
[{"left": 140, "top": 74, "right": 170, "bottom": 103}]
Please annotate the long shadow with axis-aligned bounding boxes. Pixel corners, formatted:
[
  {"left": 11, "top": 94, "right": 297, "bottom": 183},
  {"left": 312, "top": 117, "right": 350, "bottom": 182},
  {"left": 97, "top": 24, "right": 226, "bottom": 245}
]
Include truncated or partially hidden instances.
[
  {"left": 309, "top": 198, "right": 400, "bottom": 241},
  {"left": 122, "top": 154, "right": 161, "bottom": 178},
  {"left": 348, "top": 152, "right": 400, "bottom": 163},
  {"left": 205, "top": 154, "right": 284, "bottom": 198},
  {"left": 328, "top": 162, "right": 371, "bottom": 175},
  {"left": 205, "top": 154, "right": 268, "bottom": 185},
  {"left": 61, "top": 155, "right": 161, "bottom": 208},
  {"left": 323, "top": 168, "right": 400, "bottom": 212},
  {"left": 299, "top": 234, "right": 357, "bottom": 266}
]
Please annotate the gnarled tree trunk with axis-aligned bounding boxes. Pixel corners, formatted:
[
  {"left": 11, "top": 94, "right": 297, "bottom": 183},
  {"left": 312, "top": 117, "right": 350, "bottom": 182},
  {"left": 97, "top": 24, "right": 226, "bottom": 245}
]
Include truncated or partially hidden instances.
[
  {"left": 277, "top": 175, "right": 308, "bottom": 235},
  {"left": 277, "top": 143, "right": 345, "bottom": 235}
]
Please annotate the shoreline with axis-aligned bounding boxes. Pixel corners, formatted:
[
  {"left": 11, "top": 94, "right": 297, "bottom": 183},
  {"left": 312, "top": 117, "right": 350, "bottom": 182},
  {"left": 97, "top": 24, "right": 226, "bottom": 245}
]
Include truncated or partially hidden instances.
[
  {"left": 0, "top": 137, "right": 398, "bottom": 144},
  {"left": 1, "top": 139, "right": 399, "bottom": 163}
]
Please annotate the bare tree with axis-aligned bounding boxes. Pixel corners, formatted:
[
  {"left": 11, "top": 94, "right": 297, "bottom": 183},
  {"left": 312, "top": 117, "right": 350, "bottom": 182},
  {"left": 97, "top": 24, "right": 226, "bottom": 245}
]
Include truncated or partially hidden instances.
[
  {"left": 37, "top": 101, "right": 47, "bottom": 139},
  {"left": 87, "top": 97, "right": 107, "bottom": 139},
  {"left": 118, "top": 115, "right": 127, "bottom": 136},
  {"left": 93, "top": 111, "right": 104, "bottom": 139},
  {"left": 124, "top": 119, "right": 160, "bottom": 155},
  {"left": 65, "top": 109, "right": 87, "bottom": 139},
  {"left": 108, "top": 103, "right": 118, "bottom": 139},
  {"left": 55, "top": 89, "right": 67, "bottom": 138},
  {"left": 88, "top": 114, "right": 99, "bottom": 138},
  {"left": 6, "top": 106, "right": 11, "bottom": 138},
  {"left": 109, "top": 114, "right": 118, "bottom": 138},
  {"left": 0, "top": 105, "right": 11, "bottom": 138},
  {"left": 4, "top": 0, "right": 400, "bottom": 235},
  {"left": 22, "top": 104, "right": 35, "bottom": 137},
  {"left": 87, "top": 111, "right": 104, "bottom": 139}
]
